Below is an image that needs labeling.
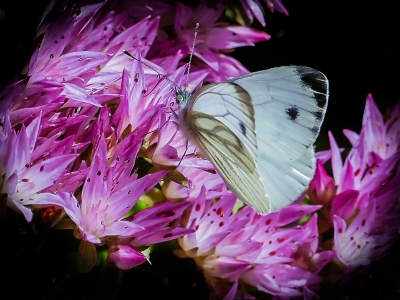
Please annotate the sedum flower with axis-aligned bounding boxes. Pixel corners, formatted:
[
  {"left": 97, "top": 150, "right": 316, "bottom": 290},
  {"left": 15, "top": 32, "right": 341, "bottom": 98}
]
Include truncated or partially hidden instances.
[
  {"left": 0, "top": 0, "right": 271, "bottom": 273},
  {"left": 177, "top": 188, "right": 334, "bottom": 299},
  {"left": 55, "top": 134, "right": 164, "bottom": 244},
  {"left": 309, "top": 94, "right": 400, "bottom": 271},
  {"left": 48, "top": 129, "right": 193, "bottom": 270},
  {"left": 111, "top": 199, "right": 193, "bottom": 269},
  {"left": 237, "top": 0, "right": 289, "bottom": 26},
  {"left": 154, "top": 1, "right": 270, "bottom": 81},
  {"left": 0, "top": 112, "right": 77, "bottom": 221}
]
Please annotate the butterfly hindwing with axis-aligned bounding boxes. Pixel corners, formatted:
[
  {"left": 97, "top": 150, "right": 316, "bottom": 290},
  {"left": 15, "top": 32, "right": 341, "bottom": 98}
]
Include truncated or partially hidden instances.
[{"left": 257, "top": 145, "right": 316, "bottom": 211}]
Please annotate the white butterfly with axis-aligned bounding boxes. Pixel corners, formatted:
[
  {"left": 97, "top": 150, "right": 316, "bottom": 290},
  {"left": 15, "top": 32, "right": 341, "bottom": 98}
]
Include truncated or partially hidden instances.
[{"left": 176, "top": 66, "right": 328, "bottom": 214}]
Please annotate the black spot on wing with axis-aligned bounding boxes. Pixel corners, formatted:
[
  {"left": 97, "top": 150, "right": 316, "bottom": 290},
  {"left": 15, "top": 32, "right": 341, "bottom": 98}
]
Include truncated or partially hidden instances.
[
  {"left": 239, "top": 121, "right": 247, "bottom": 136},
  {"left": 285, "top": 105, "right": 299, "bottom": 122},
  {"left": 312, "top": 109, "right": 324, "bottom": 121},
  {"left": 295, "top": 67, "right": 328, "bottom": 109},
  {"left": 311, "top": 126, "right": 320, "bottom": 137}
]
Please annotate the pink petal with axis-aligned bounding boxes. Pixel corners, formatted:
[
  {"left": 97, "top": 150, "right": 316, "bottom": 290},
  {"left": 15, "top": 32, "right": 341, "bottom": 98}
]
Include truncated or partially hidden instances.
[
  {"left": 332, "top": 190, "right": 360, "bottom": 220},
  {"left": 328, "top": 131, "right": 343, "bottom": 183},
  {"left": 56, "top": 51, "right": 111, "bottom": 77},
  {"left": 107, "top": 245, "right": 147, "bottom": 270},
  {"left": 104, "top": 221, "right": 144, "bottom": 237},
  {"left": 61, "top": 83, "right": 101, "bottom": 107},
  {"left": 6, "top": 198, "right": 34, "bottom": 222},
  {"left": 203, "top": 255, "right": 251, "bottom": 281},
  {"left": 343, "top": 129, "right": 359, "bottom": 147}
]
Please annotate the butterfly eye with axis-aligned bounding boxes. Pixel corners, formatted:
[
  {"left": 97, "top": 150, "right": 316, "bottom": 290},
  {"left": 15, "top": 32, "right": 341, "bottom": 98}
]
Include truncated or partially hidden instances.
[
  {"left": 176, "top": 89, "right": 191, "bottom": 108},
  {"left": 176, "top": 94, "right": 183, "bottom": 103}
]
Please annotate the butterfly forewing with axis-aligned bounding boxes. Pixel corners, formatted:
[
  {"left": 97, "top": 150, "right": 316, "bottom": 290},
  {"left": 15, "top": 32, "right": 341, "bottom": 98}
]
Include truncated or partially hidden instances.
[
  {"left": 228, "top": 66, "right": 328, "bottom": 211},
  {"left": 230, "top": 66, "right": 328, "bottom": 162},
  {"left": 182, "top": 110, "right": 270, "bottom": 213},
  {"left": 185, "top": 82, "right": 258, "bottom": 160}
]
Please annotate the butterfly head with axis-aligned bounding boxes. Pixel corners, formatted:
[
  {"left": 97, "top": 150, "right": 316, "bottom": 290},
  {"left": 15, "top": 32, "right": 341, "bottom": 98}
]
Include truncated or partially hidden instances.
[{"left": 175, "top": 88, "right": 191, "bottom": 109}]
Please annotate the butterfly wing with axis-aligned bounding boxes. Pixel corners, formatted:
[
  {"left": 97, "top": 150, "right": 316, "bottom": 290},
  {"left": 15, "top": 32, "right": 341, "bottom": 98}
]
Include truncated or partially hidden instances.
[
  {"left": 179, "top": 66, "right": 328, "bottom": 214},
  {"left": 179, "top": 82, "right": 271, "bottom": 213},
  {"left": 230, "top": 66, "right": 329, "bottom": 211},
  {"left": 181, "top": 82, "right": 258, "bottom": 161}
]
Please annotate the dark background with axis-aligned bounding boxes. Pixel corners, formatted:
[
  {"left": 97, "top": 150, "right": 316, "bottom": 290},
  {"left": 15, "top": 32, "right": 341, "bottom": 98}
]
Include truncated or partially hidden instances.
[{"left": 0, "top": 1, "right": 399, "bottom": 299}]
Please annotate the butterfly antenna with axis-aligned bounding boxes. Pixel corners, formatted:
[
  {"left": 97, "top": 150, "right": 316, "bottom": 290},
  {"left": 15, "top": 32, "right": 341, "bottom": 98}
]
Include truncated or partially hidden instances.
[
  {"left": 185, "top": 23, "right": 199, "bottom": 90},
  {"left": 123, "top": 49, "right": 179, "bottom": 89}
]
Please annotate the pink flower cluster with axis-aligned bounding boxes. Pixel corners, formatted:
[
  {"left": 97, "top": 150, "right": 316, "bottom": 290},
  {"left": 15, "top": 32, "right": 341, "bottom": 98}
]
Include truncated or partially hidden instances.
[
  {"left": 176, "top": 190, "right": 335, "bottom": 299},
  {"left": 310, "top": 94, "right": 400, "bottom": 269},
  {"left": 0, "top": 0, "right": 269, "bottom": 273}
]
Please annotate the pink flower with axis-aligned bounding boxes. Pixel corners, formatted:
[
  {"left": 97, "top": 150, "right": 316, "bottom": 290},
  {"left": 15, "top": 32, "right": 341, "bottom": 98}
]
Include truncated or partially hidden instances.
[
  {"left": 239, "top": 0, "right": 289, "bottom": 26},
  {"left": 107, "top": 244, "right": 147, "bottom": 269},
  {"left": 48, "top": 131, "right": 193, "bottom": 269},
  {"left": 54, "top": 134, "right": 165, "bottom": 244},
  {"left": 120, "top": 200, "right": 193, "bottom": 248},
  {"left": 152, "top": 1, "right": 270, "bottom": 81},
  {"left": 177, "top": 189, "right": 334, "bottom": 299},
  {"left": 0, "top": 113, "right": 76, "bottom": 221},
  {"left": 162, "top": 166, "right": 226, "bottom": 200},
  {"left": 310, "top": 94, "right": 400, "bottom": 270},
  {"left": 107, "top": 200, "right": 193, "bottom": 270}
]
